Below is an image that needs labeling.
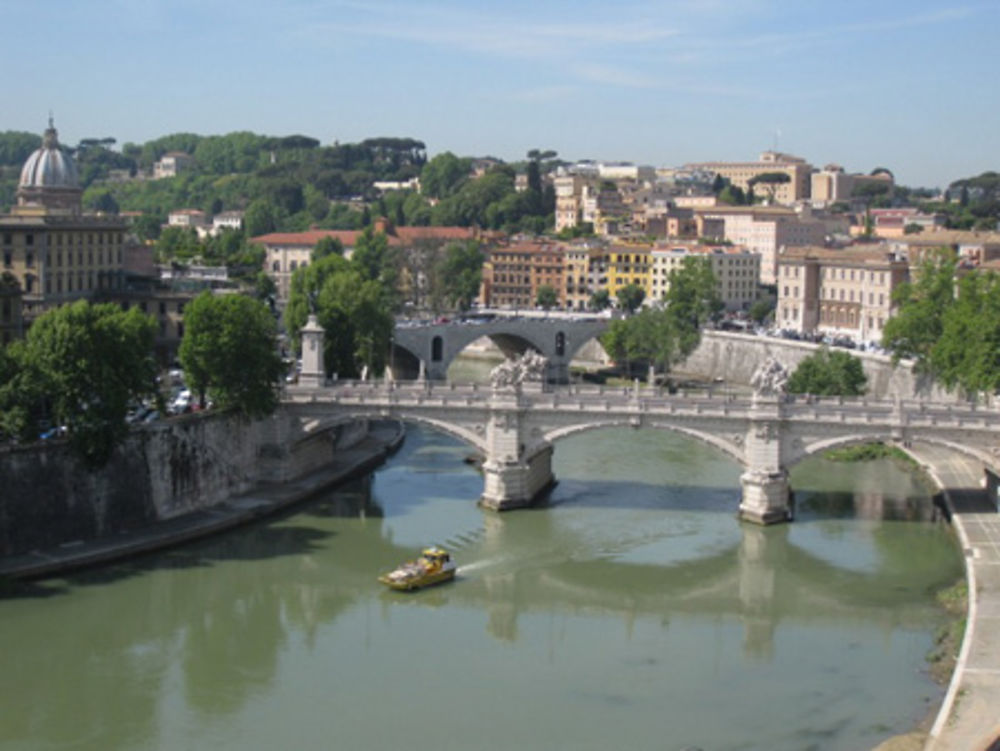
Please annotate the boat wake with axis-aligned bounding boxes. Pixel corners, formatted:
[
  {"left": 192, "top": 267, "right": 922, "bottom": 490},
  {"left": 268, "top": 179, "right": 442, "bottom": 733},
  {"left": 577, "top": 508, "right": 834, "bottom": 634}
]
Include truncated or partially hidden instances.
[{"left": 455, "top": 557, "right": 503, "bottom": 576}]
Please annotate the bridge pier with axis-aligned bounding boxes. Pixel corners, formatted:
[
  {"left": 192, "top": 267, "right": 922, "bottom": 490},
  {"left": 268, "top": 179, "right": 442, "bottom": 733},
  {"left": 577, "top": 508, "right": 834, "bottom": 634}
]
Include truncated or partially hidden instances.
[
  {"left": 739, "top": 470, "right": 792, "bottom": 525},
  {"left": 480, "top": 445, "right": 555, "bottom": 511},
  {"left": 740, "top": 392, "right": 793, "bottom": 525},
  {"left": 478, "top": 384, "right": 556, "bottom": 510}
]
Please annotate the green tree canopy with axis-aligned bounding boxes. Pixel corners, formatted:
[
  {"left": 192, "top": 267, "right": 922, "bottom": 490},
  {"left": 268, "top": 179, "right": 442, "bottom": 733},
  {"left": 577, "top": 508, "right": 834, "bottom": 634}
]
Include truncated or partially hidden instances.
[
  {"left": 312, "top": 235, "right": 344, "bottom": 261},
  {"left": 663, "top": 257, "right": 723, "bottom": 356},
  {"left": 616, "top": 283, "right": 646, "bottom": 313},
  {"left": 178, "top": 292, "right": 284, "bottom": 417},
  {"left": 420, "top": 152, "right": 470, "bottom": 199},
  {"left": 787, "top": 348, "right": 867, "bottom": 396},
  {"left": 2, "top": 301, "right": 157, "bottom": 465},
  {"left": 928, "top": 270, "right": 1000, "bottom": 396},
  {"left": 536, "top": 284, "right": 558, "bottom": 310},
  {"left": 284, "top": 254, "right": 394, "bottom": 378},
  {"left": 881, "top": 254, "right": 956, "bottom": 368},
  {"left": 435, "top": 240, "right": 483, "bottom": 311},
  {"left": 589, "top": 288, "right": 611, "bottom": 311}
]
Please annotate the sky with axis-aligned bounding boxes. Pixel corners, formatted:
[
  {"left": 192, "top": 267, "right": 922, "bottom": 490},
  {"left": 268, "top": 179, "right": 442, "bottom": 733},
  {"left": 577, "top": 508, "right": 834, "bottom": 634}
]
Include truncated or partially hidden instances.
[{"left": 2, "top": 0, "right": 997, "bottom": 188}]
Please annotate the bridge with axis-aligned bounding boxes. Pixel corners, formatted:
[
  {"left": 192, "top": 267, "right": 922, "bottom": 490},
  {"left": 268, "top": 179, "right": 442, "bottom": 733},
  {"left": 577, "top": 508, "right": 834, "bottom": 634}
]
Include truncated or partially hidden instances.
[
  {"left": 391, "top": 315, "right": 610, "bottom": 382},
  {"left": 287, "top": 317, "right": 1000, "bottom": 524}
]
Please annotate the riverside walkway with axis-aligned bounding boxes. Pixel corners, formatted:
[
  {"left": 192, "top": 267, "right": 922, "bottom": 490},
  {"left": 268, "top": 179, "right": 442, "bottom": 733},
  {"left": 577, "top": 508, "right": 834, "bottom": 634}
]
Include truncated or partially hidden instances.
[{"left": 909, "top": 443, "right": 1000, "bottom": 751}]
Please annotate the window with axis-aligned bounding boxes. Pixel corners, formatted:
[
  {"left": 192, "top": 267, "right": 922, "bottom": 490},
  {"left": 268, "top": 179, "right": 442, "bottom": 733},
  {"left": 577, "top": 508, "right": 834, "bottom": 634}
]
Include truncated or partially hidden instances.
[
  {"left": 159, "top": 302, "right": 166, "bottom": 315},
  {"left": 26, "top": 252, "right": 34, "bottom": 268},
  {"left": 2, "top": 252, "right": 9, "bottom": 268},
  {"left": 25, "top": 234, "right": 33, "bottom": 246}
]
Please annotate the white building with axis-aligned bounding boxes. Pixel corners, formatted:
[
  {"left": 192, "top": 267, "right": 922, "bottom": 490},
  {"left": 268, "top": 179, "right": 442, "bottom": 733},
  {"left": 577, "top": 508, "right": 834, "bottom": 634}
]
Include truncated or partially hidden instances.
[
  {"left": 696, "top": 207, "right": 827, "bottom": 285},
  {"left": 650, "top": 244, "right": 760, "bottom": 311}
]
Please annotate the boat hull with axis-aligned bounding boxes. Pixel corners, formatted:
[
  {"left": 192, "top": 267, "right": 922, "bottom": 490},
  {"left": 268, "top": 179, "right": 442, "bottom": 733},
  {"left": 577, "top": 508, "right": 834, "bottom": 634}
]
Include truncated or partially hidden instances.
[{"left": 378, "top": 568, "right": 455, "bottom": 591}]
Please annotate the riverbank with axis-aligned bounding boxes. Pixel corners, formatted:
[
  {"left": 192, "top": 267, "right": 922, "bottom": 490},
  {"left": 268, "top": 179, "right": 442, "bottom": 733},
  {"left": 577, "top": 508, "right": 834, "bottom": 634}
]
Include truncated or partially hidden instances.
[{"left": 0, "top": 420, "right": 404, "bottom": 582}]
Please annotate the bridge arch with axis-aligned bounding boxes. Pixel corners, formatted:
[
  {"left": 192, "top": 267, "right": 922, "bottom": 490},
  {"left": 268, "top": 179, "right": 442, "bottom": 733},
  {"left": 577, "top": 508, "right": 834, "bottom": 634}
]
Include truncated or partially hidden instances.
[
  {"left": 791, "top": 433, "right": 995, "bottom": 470},
  {"left": 542, "top": 420, "right": 745, "bottom": 466},
  {"left": 294, "top": 412, "right": 487, "bottom": 454}
]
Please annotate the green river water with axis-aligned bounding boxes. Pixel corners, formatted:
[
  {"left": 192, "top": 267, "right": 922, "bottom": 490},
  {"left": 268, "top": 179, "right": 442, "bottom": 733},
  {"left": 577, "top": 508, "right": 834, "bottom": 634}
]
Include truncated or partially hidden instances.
[{"left": 0, "top": 360, "right": 964, "bottom": 750}]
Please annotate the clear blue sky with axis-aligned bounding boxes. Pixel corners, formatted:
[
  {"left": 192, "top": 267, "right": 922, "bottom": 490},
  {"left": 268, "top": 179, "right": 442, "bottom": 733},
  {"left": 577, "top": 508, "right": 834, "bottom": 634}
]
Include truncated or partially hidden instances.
[{"left": 3, "top": 0, "right": 996, "bottom": 188}]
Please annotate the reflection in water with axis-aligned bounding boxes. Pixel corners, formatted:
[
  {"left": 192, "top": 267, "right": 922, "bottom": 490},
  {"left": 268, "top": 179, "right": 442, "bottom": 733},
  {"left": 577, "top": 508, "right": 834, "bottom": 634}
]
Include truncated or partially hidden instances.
[{"left": 0, "top": 425, "right": 963, "bottom": 751}]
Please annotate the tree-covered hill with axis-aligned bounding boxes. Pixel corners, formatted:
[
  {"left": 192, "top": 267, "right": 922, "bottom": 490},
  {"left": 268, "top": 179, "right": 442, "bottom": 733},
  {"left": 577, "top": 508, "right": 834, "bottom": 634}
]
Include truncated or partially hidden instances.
[{"left": 0, "top": 130, "right": 554, "bottom": 235}]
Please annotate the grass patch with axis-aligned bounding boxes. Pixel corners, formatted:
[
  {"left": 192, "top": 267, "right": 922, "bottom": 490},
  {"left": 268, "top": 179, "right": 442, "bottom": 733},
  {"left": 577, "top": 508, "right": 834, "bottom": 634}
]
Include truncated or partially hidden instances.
[
  {"left": 926, "top": 578, "right": 969, "bottom": 684},
  {"left": 823, "top": 441, "right": 919, "bottom": 468}
]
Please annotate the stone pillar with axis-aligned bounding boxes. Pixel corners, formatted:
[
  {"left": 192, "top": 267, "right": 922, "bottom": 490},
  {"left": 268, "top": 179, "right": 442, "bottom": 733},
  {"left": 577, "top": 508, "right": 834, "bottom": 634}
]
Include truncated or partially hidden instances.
[
  {"left": 298, "top": 315, "right": 325, "bottom": 388},
  {"left": 739, "top": 394, "right": 792, "bottom": 524},
  {"left": 480, "top": 386, "right": 556, "bottom": 510}
]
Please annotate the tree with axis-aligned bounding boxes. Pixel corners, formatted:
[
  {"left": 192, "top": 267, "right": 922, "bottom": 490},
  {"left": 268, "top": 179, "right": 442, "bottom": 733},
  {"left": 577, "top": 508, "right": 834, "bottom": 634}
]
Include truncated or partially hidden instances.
[
  {"left": 312, "top": 235, "right": 344, "bottom": 261},
  {"left": 420, "top": 152, "right": 470, "bottom": 199},
  {"left": 928, "top": 270, "right": 1000, "bottom": 396},
  {"left": 749, "top": 297, "right": 775, "bottom": 325},
  {"left": 663, "top": 257, "right": 723, "bottom": 357},
  {"left": 435, "top": 240, "right": 483, "bottom": 311},
  {"left": 178, "top": 292, "right": 284, "bottom": 417},
  {"left": 244, "top": 198, "right": 279, "bottom": 237},
  {"left": 749, "top": 172, "right": 791, "bottom": 203},
  {"left": 616, "top": 283, "right": 646, "bottom": 313},
  {"left": 8, "top": 301, "right": 158, "bottom": 465},
  {"left": 284, "top": 254, "right": 393, "bottom": 378},
  {"left": 536, "top": 284, "right": 558, "bottom": 310},
  {"left": 600, "top": 308, "right": 677, "bottom": 377},
  {"left": 589, "top": 289, "right": 611, "bottom": 311},
  {"left": 882, "top": 254, "right": 956, "bottom": 368},
  {"left": 787, "top": 348, "right": 867, "bottom": 396}
]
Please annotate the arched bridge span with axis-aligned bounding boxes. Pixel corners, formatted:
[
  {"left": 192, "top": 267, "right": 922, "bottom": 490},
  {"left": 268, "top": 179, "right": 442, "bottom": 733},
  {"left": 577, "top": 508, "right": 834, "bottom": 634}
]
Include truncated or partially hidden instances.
[
  {"left": 392, "top": 317, "right": 609, "bottom": 382},
  {"left": 283, "top": 380, "right": 1000, "bottom": 526}
]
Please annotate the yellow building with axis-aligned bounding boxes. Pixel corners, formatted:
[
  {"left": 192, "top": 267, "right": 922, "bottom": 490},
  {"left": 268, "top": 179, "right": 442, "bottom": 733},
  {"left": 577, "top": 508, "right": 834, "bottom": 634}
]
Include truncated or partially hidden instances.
[
  {"left": 606, "top": 244, "right": 652, "bottom": 300},
  {"left": 0, "top": 119, "right": 126, "bottom": 324}
]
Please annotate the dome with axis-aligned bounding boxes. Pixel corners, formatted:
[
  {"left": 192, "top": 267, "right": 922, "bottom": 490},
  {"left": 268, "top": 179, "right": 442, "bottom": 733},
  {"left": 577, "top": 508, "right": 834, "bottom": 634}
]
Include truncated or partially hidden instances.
[{"left": 19, "top": 119, "right": 78, "bottom": 189}]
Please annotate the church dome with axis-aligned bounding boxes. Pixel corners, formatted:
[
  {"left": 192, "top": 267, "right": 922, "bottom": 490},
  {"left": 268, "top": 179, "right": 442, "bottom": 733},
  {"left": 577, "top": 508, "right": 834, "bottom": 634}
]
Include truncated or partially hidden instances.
[{"left": 19, "top": 119, "right": 78, "bottom": 189}]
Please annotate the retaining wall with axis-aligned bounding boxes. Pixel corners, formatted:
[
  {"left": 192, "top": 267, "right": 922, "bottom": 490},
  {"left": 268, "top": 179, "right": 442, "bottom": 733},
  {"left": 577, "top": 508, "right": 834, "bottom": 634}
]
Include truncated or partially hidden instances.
[
  {"left": 0, "top": 410, "right": 368, "bottom": 558},
  {"left": 677, "top": 331, "right": 956, "bottom": 401}
]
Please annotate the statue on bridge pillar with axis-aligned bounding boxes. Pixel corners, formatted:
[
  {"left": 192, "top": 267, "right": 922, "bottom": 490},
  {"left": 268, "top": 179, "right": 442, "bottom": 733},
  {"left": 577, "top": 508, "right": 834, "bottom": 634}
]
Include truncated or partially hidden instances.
[
  {"left": 489, "top": 350, "right": 547, "bottom": 394},
  {"left": 741, "top": 356, "right": 793, "bottom": 525}
]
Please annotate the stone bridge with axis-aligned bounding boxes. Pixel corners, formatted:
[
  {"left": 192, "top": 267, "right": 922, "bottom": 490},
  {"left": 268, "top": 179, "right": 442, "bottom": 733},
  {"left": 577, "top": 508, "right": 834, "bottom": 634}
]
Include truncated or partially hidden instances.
[
  {"left": 391, "top": 316, "right": 610, "bottom": 382},
  {"left": 284, "top": 381, "right": 1000, "bottom": 526}
]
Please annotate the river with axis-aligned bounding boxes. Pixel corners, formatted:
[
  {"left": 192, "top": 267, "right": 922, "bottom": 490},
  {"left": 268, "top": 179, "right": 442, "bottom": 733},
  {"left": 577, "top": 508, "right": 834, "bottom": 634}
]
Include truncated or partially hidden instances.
[{"left": 0, "top": 413, "right": 961, "bottom": 750}]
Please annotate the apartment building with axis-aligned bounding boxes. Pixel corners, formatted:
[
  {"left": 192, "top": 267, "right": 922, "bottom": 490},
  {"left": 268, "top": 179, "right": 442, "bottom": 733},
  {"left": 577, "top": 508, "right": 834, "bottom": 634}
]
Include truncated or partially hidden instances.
[
  {"left": 810, "top": 166, "right": 894, "bottom": 205},
  {"left": 606, "top": 244, "right": 652, "bottom": 299},
  {"left": 695, "top": 206, "right": 827, "bottom": 285},
  {"left": 554, "top": 174, "right": 587, "bottom": 231},
  {"left": 649, "top": 244, "right": 760, "bottom": 311},
  {"left": 153, "top": 151, "right": 195, "bottom": 180},
  {"left": 480, "top": 241, "right": 565, "bottom": 309},
  {"left": 892, "top": 230, "right": 1000, "bottom": 266},
  {"left": 775, "top": 245, "right": 908, "bottom": 344},
  {"left": 684, "top": 152, "right": 813, "bottom": 205}
]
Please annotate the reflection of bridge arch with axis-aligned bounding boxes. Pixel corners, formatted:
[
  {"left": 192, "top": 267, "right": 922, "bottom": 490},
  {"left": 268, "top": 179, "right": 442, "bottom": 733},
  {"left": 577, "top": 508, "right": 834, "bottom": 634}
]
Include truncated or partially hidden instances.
[{"left": 544, "top": 421, "right": 745, "bottom": 466}]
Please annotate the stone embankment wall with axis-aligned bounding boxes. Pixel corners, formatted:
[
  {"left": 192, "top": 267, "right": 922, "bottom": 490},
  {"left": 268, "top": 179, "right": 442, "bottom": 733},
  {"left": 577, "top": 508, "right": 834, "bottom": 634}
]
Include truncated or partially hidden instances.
[
  {"left": 0, "top": 410, "right": 368, "bottom": 558},
  {"left": 676, "top": 331, "right": 956, "bottom": 401}
]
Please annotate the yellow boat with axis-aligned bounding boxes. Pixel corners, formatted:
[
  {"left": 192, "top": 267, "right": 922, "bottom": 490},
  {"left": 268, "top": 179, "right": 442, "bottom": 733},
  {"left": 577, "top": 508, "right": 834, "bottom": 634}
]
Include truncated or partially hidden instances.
[{"left": 379, "top": 547, "right": 456, "bottom": 591}]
